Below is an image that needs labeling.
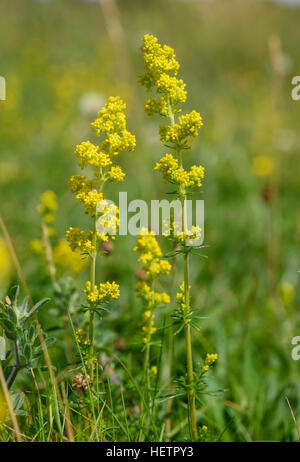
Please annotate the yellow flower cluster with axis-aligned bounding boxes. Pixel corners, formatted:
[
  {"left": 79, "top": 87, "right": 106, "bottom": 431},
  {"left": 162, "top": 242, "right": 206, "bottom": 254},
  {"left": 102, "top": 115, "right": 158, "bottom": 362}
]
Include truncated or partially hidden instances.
[
  {"left": 108, "top": 165, "right": 125, "bottom": 182},
  {"left": 176, "top": 281, "right": 190, "bottom": 313},
  {"left": 201, "top": 353, "right": 218, "bottom": 373},
  {"left": 67, "top": 96, "right": 135, "bottom": 256},
  {"left": 134, "top": 229, "right": 162, "bottom": 264},
  {"left": 69, "top": 175, "right": 97, "bottom": 194},
  {"left": 142, "top": 309, "right": 157, "bottom": 337},
  {"left": 37, "top": 190, "right": 57, "bottom": 224},
  {"left": 159, "top": 111, "right": 203, "bottom": 145},
  {"left": 85, "top": 280, "right": 120, "bottom": 304},
  {"left": 91, "top": 96, "right": 136, "bottom": 156},
  {"left": 96, "top": 203, "right": 119, "bottom": 240},
  {"left": 66, "top": 227, "right": 94, "bottom": 255},
  {"left": 53, "top": 239, "right": 88, "bottom": 274},
  {"left": 77, "top": 190, "right": 104, "bottom": 216},
  {"left": 134, "top": 229, "right": 170, "bottom": 345},
  {"left": 75, "top": 328, "right": 91, "bottom": 347},
  {"left": 75, "top": 141, "right": 106, "bottom": 169},
  {"left": 135, "top": 281, "right": 170, "bottom": 306},
  {"left": 69, "top": 96, "right": 135, "bottom": 216},
  {"left": 139, "top": 35, "right": 203, "bottom": 147},
  {"left": 155, "top": 153, "right": 204, "bottom": 192},
  {"left": 134, "top": 228, "right": 171, "bottom": 280},
  {"left": 173, "top": 226, "right": 202, "bottom": 246},
  {"left": 139, "top": 34, "right": 185, "bottom": 117},
  {"left": 163, "top": 222, "right": 202, "bottom": 246}
]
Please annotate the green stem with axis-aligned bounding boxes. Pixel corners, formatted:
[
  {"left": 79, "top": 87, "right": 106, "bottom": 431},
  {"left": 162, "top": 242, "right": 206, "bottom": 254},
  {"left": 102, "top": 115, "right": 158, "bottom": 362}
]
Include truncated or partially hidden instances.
[
  {"left": 89, "top": 214, "right": 97, "bottom": 376},
  {"left": 6, "top": 366, "right": 19, "bottom": 390},
  {"left": 139, "top": 282, "right": 155, "bottom": 440},
  {"left": 168, "top": 99, "right": 197, "bottom": 440},
  {"left": 183, "top": 251, "right": 197, "bottom": 440}
]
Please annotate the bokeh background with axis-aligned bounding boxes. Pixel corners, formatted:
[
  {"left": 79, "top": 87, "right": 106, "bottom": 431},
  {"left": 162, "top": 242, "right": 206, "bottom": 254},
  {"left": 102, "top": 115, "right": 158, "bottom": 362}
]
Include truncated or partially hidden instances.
[{"left": 1, "top": 0, "right": 300, "bottom": 441}]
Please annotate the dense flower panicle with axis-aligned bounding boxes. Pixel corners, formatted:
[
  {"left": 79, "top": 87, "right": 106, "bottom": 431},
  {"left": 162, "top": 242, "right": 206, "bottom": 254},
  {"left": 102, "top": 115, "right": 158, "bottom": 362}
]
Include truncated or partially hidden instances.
[
  {"left": 134, "top": 229, "right": 163, "bottom": 264},
  {"left": 69, "top": 174, "right": 87, "bottom": 193},
  {"left": 154, "top": 153, "right": 178, "bottom": 182},
  {"left": 76, "top": 190, "right": 104, "bottom": 216},
  {"left": 135, "top": 281, "right": 153, "bottom": 303},
  {"left": 137, "top": 282, "right": 170, "bottom": 345},
  {"left": 68, "top": 96, "right": 135, "bottom": 263},
  {"left": 156, "top": 74, "right": 186, "bottom": 104},
  {"left": 75, "top": 141, "right": 100, "bottom": 169},
  {"left": 139, "top": 34, "right": 204, "bottom": 203},
  {"left": 135, "top": 281, "right": 170, "bottom": 306},
  {"left": 144, "top": 97, "right": 168, "bottom": 117},
  {"left": 139, "top": 35, "right": 180, "bottom": 83},
  {"left": 96, "top": 203, "right": 119, "bottom": 239},
  {"left": 91, "top": 96, "right": 127, "bottom": 135},
  {"left": 159, "top": 110, "right": 203, "bottom": 145},
  {"left": 100, "top": 130, "right": 136, "bottom": 157},
  {"left": 188, "top": 165, "right": 205, "bottom": 188},
  {"left": 134, "top": 229, "right": 170, "bottom": 345},
  {"left": 139, "top": 34, "right": 204, "bottom": 154},
  {"left": 66, "top": 227, "right": 94, "bottom": 254},
  {"left": 155, "top": 154, "right": 204, "bottom": 193},
  {"left": 148, "top": 259, "right": 171, "bottom": 279},
  {"left": 66, "top": 96, "right": 135, "bottom": 366},
  {"left": 91, "top": 96, "right": 136, "bottom": 156},
  {"left": 85, "top": 280, "right": 120, "bottom": 303},
  {"left": 108, "top": 165, "right": 125, "bottom": 182},
  {"left": 142, "top": 310, "right": 156, "bottom": 334},
  {"left": 134, "top": 229, "right": 171, "bottom": 280},
  {"left": 138, "top": 34, "right": 184, "bottom": 117},
  {"left": 140, "top": 35, "right": 212, "bottom": 436},
  {"left": 37, "top": 190, "right": 57, "bottom": 224},
  {"left": 134, "top": 231, "right": 170, "bottom": 347}
]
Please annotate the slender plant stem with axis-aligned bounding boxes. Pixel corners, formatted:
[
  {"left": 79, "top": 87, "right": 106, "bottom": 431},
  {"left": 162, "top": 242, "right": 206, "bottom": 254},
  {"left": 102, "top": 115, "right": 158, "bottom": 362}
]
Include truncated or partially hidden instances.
[
  {"left": 168, "top": 100, "right": 197, "bottom": 440},
  {"left": 139, "top": 282, "right": 155, "bottom": 440},
  {"left": 6, "top": 366, "right": 19, "bottom": 390},
  {"left": 139, "top": 336, "right": 150, "bottom": 436},
  {"left": 183, "top": 251, "right": 197, "bottom": 440},
  {"left": 7, "top": 340, "right": 21, "bottom": 389},
  {"left": 89, "top": 213, "right": 97, "bottom": 375}
]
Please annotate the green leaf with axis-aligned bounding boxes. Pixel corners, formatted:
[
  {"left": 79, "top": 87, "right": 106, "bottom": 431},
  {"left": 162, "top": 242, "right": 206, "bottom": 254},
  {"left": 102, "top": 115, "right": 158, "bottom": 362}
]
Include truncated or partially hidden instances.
[
  {"left": 7, "top": 306, "right": 17, "bottom": 324},
  {"left": 3, "top": 318, "right": 16, "bottom": 334},
  {"left": 27, "top": 297, "right": 50, "bottom": 319}
]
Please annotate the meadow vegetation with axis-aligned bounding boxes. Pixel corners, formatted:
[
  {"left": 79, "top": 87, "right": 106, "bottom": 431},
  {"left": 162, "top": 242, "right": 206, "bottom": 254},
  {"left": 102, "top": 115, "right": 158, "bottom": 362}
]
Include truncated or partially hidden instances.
[{"left": 0, "top": 0, "right": 300, "bottom": 442}]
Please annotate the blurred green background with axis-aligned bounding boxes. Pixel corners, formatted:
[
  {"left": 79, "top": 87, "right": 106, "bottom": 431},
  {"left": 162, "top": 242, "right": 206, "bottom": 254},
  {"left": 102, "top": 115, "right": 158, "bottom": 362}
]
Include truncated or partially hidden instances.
[{"left": 1, "top": 0, "right": 300, "bottom": 441}]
